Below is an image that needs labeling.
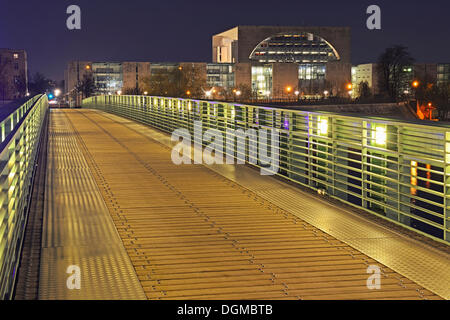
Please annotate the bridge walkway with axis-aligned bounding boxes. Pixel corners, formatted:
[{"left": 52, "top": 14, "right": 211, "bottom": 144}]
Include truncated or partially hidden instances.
[{"left": 36, "top": 108, "right": 448, "bottom": 300}]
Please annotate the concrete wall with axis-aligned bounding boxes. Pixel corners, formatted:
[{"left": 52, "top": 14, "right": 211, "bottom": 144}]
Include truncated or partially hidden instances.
[
  {"left": 325, "top": 61, "right": 352, "bottom": 96},
  {"left": 272, "top": 63, "right": 299, "bottom": 99},
  {"left": 65, "top": 61, "right": 92, "bottom": 95},
  {"left": 234, "top": 63, "right": 252, "bottom": 88},
  {"left": 122, "top": 62, "right": 151, "bottom": 91}
]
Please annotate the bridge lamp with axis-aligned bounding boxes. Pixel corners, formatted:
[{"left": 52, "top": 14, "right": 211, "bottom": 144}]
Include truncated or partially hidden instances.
[
  {"left": 372, "top": 125, "right": 387, "bottom": 145},
  {"left": 318, "top": 117, "right": 328, "bottom": 136}
]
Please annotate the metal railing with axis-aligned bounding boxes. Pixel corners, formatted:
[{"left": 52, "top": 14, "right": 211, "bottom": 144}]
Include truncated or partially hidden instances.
[
  {"left": 82, "top": 95, "right": 450, "bottom": 244},
  {"left": 0, "top": 94, "right": 48, "bottom": 299}
]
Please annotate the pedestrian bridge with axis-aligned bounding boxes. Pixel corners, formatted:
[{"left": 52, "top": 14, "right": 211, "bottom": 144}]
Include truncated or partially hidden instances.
[{"left": 1, "top": 94, "right": 449, "bottom": 300}]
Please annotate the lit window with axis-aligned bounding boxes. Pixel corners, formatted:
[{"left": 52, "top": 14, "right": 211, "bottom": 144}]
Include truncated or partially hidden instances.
[{"left": 13, "top": 53, "right": 19, "bottom": 59}]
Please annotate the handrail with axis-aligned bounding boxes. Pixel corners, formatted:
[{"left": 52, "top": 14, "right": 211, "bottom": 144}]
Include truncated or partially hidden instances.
[
  {"left": 82, "top": 94, "right": 450, "bottom": 245},
  {"left": 0, "top": 94, "right": 48, "bottom": 299}
]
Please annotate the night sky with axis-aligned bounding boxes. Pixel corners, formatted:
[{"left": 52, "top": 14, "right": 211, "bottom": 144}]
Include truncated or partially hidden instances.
[{"left": 1, "top": 0, "right": 449, "bottom": 81}]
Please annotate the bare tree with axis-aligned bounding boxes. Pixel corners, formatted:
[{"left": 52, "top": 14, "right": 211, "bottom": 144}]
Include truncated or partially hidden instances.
[{"left": 377, "top": 46, "right": 414, "bottom": 100}]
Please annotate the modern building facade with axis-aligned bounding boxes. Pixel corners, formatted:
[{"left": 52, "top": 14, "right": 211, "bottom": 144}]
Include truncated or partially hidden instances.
[
  {"left": 351, "top": 63, "right": 379, "bottom": 97},
  {"left": 437, "top": 63, "right": 450, "bottom": 86},
  {"left": 0, "top": 49, "right": 28, "bottom": 100},
  {"left": 212, "top": 26, "right": 352, "bottom": 98},
  {"left": 66, "top": 25, "right": 354, "bottom": 103}
]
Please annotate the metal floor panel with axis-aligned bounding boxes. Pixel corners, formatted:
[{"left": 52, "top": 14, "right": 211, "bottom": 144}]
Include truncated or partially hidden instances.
[
  {"left": 53, "top": 109, "right": 444, "bottom": 300},
  {"left": 38, "top": 110, "right": 146, "bottom": 300},
  {"left": 94, "top": 109, "right": 450, "bottom": 300}
]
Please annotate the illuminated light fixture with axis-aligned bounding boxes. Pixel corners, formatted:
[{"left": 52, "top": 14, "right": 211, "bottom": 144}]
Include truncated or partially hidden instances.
[
  {"left": 54, "top": 89, "right": 61, "bottom": 97},
  {"left": 117, "top": 90, "right": 122, "bottom": 95},
  {"left": 285, "top": 86, "right": 292, "bottom": 93},
  {"left": 294, "top": 90, "right": 300, "bottom": 96},
  {"left": 85, "top": 65, "right": 91, "bottom": 70},
  {"left": 186, "top": 90, "right": 191, "bottom": 96},
  {"left": 205, "top": 90, "right": 212, "bottom": 98},
  {"left": 235, "top": 90, "right": 241, "bottom": 96},
  {"left": 346, "top": 83, "right": 353, "bottom": 90},
  {"left": 144, "top": 91, "right": 148, "bottom": 95},
  {"left": 318, "top": 117, "right": 328, "bottom": 135},
  {"left": 412, "top": 80, "right": 419, "bottom": 88},
  {"left": 373, "top": 126, "right": 387, "bottom": 145}
]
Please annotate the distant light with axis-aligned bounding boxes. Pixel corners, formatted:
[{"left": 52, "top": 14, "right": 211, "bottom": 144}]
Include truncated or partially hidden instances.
[
  {"left": 144, "top": 91, "right": 148, "bottom": 95},
  {"left": 285, "top": 86, "right": 292, "bottom": 93},
  {"left": 323, "top": 90, "right": 329, "bottom": 96},
  {"left": 412, "top": 80, "right": 419, "bottom": 88},
  {"left": 235, "top": 90, "right": 241, "bottom": 96},
  {"left": 186, "top": 90, "right": 191, "bottom": 96},
  {"left": 47, "top": 93, "right": 54, "bottom": 100},
  {"left": 54, "top": 89, "right": 61, "bottom": 97},
  {"left": 347, "top": 83, "right": 353, "bottom": 90},
  {"left": 117, "top": 90, "right": 122, "bottom": 95},
  {"left": 205, "top": 90, "right": 212, "bottom": 98},
  {"left": 294, "top": 90, "right": 300, "bottom": 96}
]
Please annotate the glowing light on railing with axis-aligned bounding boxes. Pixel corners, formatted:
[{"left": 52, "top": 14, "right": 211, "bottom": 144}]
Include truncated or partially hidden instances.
[
  {"left": 411, "top": 160, "right": 418, "bottom": 195},
  {"left": 318, "top": 117, "right": 328, "bottom": 135},
  {"left": 283, "top": 116, "right": 290, "bottom": 130},
  {"left": 372, "top": 125, "right": 386, "bottom": 145}
]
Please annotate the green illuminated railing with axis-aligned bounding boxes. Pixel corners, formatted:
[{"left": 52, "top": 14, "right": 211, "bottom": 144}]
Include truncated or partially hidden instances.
[
  {"left": 83, "top": 95, "right": 450, "bottom": 244},
  {"left": 0, "top": 95, "right": 48, "bottom": 299}
]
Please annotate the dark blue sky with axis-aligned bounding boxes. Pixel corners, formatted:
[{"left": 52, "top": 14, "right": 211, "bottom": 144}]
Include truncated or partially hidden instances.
[{"left": 1, "top": 0, "right": 449, "bottom": 81}]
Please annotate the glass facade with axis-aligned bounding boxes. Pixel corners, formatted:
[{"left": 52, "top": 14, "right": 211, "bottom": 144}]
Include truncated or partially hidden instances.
[
  {"left": 298, "top": 64, "right": 327, "bottom": 94},
  {"left": 437, "top": 63, "right": 450, "bottom": 86},
  {"left": 92, "top": 62, "right": 123, "bottom": 95},
  {"left": 251, "top": 65, "right": 272, "bottom": 98},
  {"left": 206, "top": 63, "right": 235, "bottom": 89},
  {"left": 249, "top": 33, "right": 339, "bottom": 64}
]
